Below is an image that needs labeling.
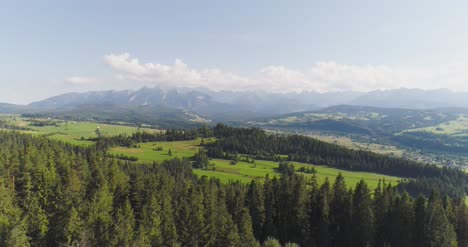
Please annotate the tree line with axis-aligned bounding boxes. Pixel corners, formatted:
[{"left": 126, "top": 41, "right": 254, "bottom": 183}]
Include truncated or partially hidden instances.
[
  {"left": 0, "top": 131, "right": 466, "bottom": 246},
  {"left": 94, "top": 126, "right": 213, "bottom": 151},
  {"left": 206, "top": 124, "right": 468, "bottom": 199}
]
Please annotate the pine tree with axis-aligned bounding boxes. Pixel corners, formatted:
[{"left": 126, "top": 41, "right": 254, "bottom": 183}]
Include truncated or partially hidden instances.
[
  {"left": 314, "top": 178, "right": 331, "bottom": 247},
  {"left": 0, "top": 181, "right": 21, "bottom": 244},
  {"left": 263, "top": 175, "right": 277, "bottom": 240},
  {"left": 238, "top": 208, "right": 260, "bottom": 247},
  {"left": 201, "top": 182, "right": 219, "bottom": 246},
  {"left": 389, "top": 192, "right": 415, "bottom": 247},
  {"left": 111, "top": 199, "right": 136, "bottom": 246},
  {"left": 455, "top": 205, "right": 467, "bottom": 247},
  {"left": 414, "top": 194, "right": 426, "bottom": 247},
  {"left": 224, "top": 220, "right": 242, "bottom": 247},
  {"left": 262, "top": 237, "right": 281, "bottom": 247},
  {"left": 424, "top": 191, "right": 458, "bottom": 247},
  {"left": 292, "top": 175, "right": 309, "bottom": 245},
  {"left": 245, "top": 180, "right": 265, "bottom": 241},
  {"left": 160, "top": 190, "right": 178, "bottom": 246},
  {"left": 25, "top": 195, "right": 49, "bottom": 246},
  {"left": 133, "top": 228, "right": 151, "bottom": 247},
  {"left": 129, "top": 170, "right": 145, "bottom": 220},
  {"left": 64, "top": 207, "right": 85, "bottom": 245},
  {"left": 140, "top": 194, "right": 162, "bottom": 246},
  {"left": 352, "top": 180, "right": 374, "bottom": 247},
  {"left": 87, "top": 183, "right": 113, "bottom": 246},
  {"left": 176, "top": 186, "right": 205, "bottom": 246},
  {"left": 329, "top": 173, "right": 352, "bottom": 247},
  {"left": 284, "top": 243, "right": 300, "bottom": 247},
  {"left": 5, "top": 219, "right": 30, "bottom": 247}
]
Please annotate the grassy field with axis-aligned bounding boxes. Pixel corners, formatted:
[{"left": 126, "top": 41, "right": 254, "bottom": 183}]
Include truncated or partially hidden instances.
[
  {"left": 404, "top": 115, "right": 468, "bottom": 137},
  {"left": 109, "top": 139, "right": 204, "bottom": 163},
  {"left": 307, "top": 134, "right": 404, "bottom": 157},
  {"left": 1, "top": 115, "right": 402, "bottom": 187},
  {"left": 1, "top": 115, "right": 158, "bottom": 146},
  {"left": 202, "top": 159, "right": 400, "bottom": 188},
  {"left": 109, "top": 138, "right": 400, "bottom": 188},
  {"left": 259, "top": 112, "right": 383, "bottom": 126}
]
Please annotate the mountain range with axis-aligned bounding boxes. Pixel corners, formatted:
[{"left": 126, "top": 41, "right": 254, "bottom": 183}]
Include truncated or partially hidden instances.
[{"left": 1, "top": 87, "right": 468, "bottom": 125}]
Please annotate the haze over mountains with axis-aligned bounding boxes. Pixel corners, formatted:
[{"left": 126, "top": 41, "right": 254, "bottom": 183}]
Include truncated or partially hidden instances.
[{"left": 1, "top": 87, "right": 468, "bottom": 122}]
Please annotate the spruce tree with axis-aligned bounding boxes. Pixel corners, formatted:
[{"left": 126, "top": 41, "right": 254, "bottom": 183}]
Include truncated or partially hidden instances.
[
  {"left": 330, "top": 173, "right": 352, "bottom": 247},
  {"left": 87, "top": 183, "right": 113, "bottom": 246},
  {"left": 389, "top": 192, "right": 415, "bottom": 247},
  {"left": 263, "top": 175, "right": 277, "bottom": 240},
  {"left": 5, "top": 219, "right": 30, "bottom": 247},
  {"left": 238, "top": 207, "right": 260, "bottom": 247},
  {"left": 352, "top": 180, "right": 374, "bottom": 247},
  {"left": 290, "top": 175, "right": 309, "bottom": 245},
  {"left": 262, "top": 237, "right": 281, "bottom": 247},
  {"left": 424, "top": 191, "right": 458, "bottom": 247},
  {"left": 140, "top": 194, "right": 162, "bottom": 246},
  {"left": 315, "top": 178, "right": 331, "bottom": 247},
  {"left": 246, "top": 180, "right": 265, "bottom": 241},
  {"left": 64, "top": 207, "right": 85, "bottom": 245},
  {"left": 160, "top": 190, "right": 178, "bottom": 246},
  {"left": 111, "top": 199, "right": 136, "bottom": 246}
]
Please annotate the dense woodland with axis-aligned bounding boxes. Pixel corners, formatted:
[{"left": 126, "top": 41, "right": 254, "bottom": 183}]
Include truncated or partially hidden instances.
[
  {"left": 394, "top": 131, "right": 468, "bottom": 155},
  {"left": 204, "top": 124, "right": 468, "bottom": 198},
  {"left": 94, "top": 124, "right": 468, "bottom": 198},
  {"left": 0, "top": 131, "right": 466, "bottom": 246}
]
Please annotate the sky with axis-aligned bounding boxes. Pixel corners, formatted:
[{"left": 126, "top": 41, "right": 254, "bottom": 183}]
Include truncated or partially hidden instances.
[{"left": 1, "top": 0, "right": 468, "bottom": 104}]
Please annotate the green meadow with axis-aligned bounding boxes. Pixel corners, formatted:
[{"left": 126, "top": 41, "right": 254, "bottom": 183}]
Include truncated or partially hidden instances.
[
  {"left": 109, "top": 139, "right": 203, "bottom": 163},
  {"left": 1, "top": 115, "right": 401, "bottom": 187},
  {"left": 404, "top": 115, "right": 468, "bottom": 136},
  {"left": 109, "top": 138, "right": 400, "bottom": 188},
  {"left": 2, "top": 115, "right": 158, "bottom": 146}
]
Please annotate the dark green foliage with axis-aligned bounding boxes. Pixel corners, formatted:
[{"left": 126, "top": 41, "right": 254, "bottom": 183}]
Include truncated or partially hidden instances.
[
  {"left": 352, "top": 180, "right": 375, "bottom": 247},
  {"left": 424, "top": 191, "right": 458, "bottom": 247},
  {"left": 297, "top": 166, "right": 316, "bottom": 174},
  {"left": 95, "top": 126, "right": 213, "bottom": 151},
  {"left": 107, "top": 153, "right": 139, "bottom": 161},
  {"left": 192, "top": 149, "right": 209, "bottom": 169},
  {"left": 246, "top": 180, "right": 265, "bottom": 241},
  {"left": 277, "top": 162, "right": 295, "bottom": 176},
  {"left": 0, "top": 131, "right": 463, "bottom": 246},
  {"left": 393, "top": 131, "right": 468, "bottom": 155},
  {"left": 208, "top": 124, "right": 468, "bottom": 198},
  {"left": 329, "top": 173, "right": 352, "bottom": 247}
]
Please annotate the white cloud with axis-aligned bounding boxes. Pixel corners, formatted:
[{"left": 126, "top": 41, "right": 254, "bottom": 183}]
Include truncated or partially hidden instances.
[
  {"left": 104, "top": 53, "right": 468, "bottom": 93},
  {"left": 65, "top": 76, "right": 99, "bottom": 85}
]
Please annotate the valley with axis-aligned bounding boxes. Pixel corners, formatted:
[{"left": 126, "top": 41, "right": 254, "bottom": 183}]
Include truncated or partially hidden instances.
[
  {"left": 0, "top": 114, "right": 400, "bottom": 189},
  {"left": 3, "top": 3, "right": 467, "bottom": 245},
  {"left": 251, "top": 106, "right": 468, "bottom": 169}
]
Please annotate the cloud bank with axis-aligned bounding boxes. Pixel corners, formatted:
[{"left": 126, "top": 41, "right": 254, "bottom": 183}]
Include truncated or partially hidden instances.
[{"left": 103, "top": 53, "right": 468, "bottom": 93}]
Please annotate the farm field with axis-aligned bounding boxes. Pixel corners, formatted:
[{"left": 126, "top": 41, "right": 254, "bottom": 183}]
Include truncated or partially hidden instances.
[
  {"left": 109, "top": 138, "right": 401, "bottom": 188},
  {"left": 1, "top": 115, "right": 158, "bottom": 145},
  {"left": 307, "top": 134, "right": 404, "bottom": 157},
  {"left": 109, "top": 139, "right": 204, "bottom": 163},
  {"left": 403, "top": 115, "right": 468, "bottom": 136},
  {"left": 1, "top": 115, "right": 402, "bottom": 187},
  {"left": 200, "top": 159, "right": 400, "bottom": 188}
]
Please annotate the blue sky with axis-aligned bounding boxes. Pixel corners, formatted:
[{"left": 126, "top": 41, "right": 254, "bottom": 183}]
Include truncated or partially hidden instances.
[{"left": 1, "top": 0, "right": 468, "bottom": 103}]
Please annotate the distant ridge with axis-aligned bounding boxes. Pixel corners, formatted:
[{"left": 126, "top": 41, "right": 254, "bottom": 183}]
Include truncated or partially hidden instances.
[{"left": 1, "top": 87, "right": 468, "bottom": 121}]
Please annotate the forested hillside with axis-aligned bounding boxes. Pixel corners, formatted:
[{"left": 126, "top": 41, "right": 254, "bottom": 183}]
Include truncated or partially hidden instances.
[
  {"left": 207, "top": 124, "right": 468, "bottom": 198},
  {"left": 0, "top": 131, "right": 466, "bottom": 246}
]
